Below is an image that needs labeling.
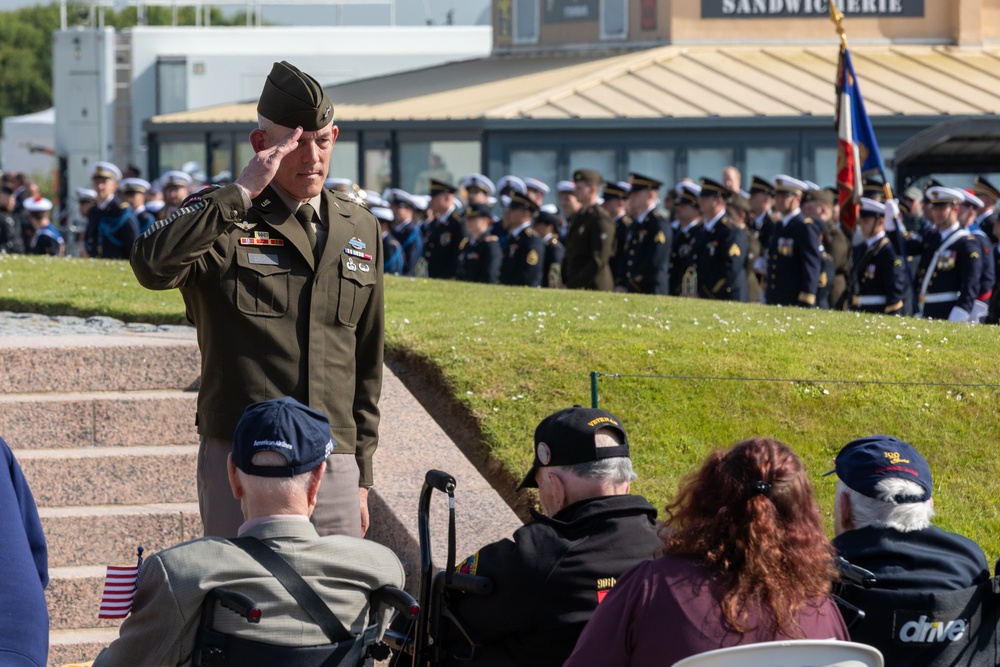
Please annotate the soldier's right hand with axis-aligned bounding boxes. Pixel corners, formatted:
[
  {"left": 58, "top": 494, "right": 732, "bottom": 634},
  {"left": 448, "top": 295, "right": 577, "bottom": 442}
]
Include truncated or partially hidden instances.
[{"left": 235, "top": 126, "right": 303, "bottom": 200}]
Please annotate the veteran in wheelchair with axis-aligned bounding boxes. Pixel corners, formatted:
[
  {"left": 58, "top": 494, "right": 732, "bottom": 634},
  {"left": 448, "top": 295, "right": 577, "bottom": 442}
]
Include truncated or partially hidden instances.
[{"left": 91, "top": 397, "right": 406, "bottom": 667}]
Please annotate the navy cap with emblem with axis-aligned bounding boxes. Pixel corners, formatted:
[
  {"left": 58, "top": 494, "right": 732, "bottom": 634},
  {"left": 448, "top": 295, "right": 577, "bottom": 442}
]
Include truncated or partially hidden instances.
[
  {"left": 517, "top": 406, "right": 630, "bottom": 490},
  {"left": 824, "top": 435, "right": 932, "bottom": 504},
  {"left": 749, "top": 175, "right": 775, "bottom": 196},
  {"left": 699, "top": 177, "right": 731, "bottom": 199},
  {"left": 429, "top": 179, "right": 457, "bottom": 196},
  {"left": 232, "top": 397, "right": 336, "bottom": 478},
  {"left": 464, "top": 203, "right": 493, "bottom": 219},
  {"left": 258, "top": 61, "right": 334, "bottom": 132},
  {"left": 506, "top": 191, "right": 539, "bottom": 213}
]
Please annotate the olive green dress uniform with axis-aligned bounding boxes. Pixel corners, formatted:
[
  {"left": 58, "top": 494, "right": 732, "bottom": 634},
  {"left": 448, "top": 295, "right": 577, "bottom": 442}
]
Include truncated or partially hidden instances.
[{"left": 563, "top": 170, "right": 616, "bottom": 291}]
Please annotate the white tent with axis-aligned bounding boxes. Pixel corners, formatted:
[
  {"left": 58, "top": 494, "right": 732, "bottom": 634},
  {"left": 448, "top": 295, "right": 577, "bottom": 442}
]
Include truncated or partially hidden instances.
[{"left": 1, "top": 107, "right": 58, "bottom": 180}]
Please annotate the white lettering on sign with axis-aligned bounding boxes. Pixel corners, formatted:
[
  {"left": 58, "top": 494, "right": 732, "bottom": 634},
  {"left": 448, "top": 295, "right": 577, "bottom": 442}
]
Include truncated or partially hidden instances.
[
  {"left": 564, "top": 4, "right": 590, "bottom": 17},
  {"left": 714, "top": 0, "right": 913, "bottom": 15},
  {"left": 898, "top": 616, "right": 968, "bottom": 643}
]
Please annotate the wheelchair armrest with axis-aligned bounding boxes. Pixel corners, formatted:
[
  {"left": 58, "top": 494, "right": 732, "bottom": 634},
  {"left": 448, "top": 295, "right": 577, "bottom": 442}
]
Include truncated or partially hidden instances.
[
  {"left": 372, "top": 585, "right": 419, "bottom": 621},
  {"left": 205, "top": 587, "right": 262, "bottom": 624},
  {"left": 836, "top": 557, "right": 878, "bottom": 588}
]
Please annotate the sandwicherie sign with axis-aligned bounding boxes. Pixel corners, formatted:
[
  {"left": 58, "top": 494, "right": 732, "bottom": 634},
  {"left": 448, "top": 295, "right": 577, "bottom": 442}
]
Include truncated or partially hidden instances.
[{"left": 702, "top": 0, "right": 923, "bottom": 18}]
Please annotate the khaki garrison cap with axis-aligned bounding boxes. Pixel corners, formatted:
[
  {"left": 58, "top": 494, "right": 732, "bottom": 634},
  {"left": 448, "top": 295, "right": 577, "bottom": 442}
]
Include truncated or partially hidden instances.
[{"left": 258, "top": 61, "right": 334, "bottom": 132}]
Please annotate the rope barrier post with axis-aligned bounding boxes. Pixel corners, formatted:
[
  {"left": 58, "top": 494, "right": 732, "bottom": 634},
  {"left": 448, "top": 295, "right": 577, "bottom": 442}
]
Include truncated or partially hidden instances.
[{"left": 590, "top": 371, "right": 599, "bottom": 409}]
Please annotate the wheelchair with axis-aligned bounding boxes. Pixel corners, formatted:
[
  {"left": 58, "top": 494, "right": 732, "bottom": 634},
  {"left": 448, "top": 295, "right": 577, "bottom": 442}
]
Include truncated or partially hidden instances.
[{"left": 834, "top": 558, "right": 1000, "bottom": 667}]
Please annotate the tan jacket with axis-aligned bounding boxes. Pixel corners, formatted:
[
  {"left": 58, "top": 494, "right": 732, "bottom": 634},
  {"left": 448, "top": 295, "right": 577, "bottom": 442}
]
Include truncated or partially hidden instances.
[
  {"left": 92, "top": 520, "right": 405, "bottom": 667},
  {"left": 131, "top": 184, "right": 383, "bottom": 485}
]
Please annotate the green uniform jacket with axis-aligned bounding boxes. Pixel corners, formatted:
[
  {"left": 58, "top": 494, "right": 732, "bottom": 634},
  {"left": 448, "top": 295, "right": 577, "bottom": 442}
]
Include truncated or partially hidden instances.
[
  {"left": 563, "top": 204, "right": 616, "bottom": 291},
  {"left": 130, "top": 184, "right": 384, "bottom": 486}
]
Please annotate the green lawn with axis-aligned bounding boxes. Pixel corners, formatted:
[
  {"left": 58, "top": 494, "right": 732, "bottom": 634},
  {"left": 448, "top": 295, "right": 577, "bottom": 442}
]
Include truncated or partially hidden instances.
[{"left": 2, "top": 255, "right": 998, "bottom": 562}]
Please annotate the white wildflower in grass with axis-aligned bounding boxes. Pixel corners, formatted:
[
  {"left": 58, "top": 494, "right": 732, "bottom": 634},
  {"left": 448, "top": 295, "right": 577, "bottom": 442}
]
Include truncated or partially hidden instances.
[
  {"left": 647, "top": 350, "right": 654, "bottom": 355},
  {"left": 403, "top": 318, "right": 410, "bottom": 324},
  {"left": 467, "top": 391, "right": 474, "bottom": 396}
]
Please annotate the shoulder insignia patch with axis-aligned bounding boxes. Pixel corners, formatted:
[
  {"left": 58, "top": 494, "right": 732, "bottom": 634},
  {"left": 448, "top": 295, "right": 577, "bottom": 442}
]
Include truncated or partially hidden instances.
[
  {"left": 458, "top": 552, "right": 479, "bottom": 575},
  {"left": 729, "top": 243, "right": 741, "bottom": 257},
  {"left": 655, "top": 231, "right": 666, "bottom": 244},
  {"left": 971, "top": 251, "right": 980, "bottom": 259},
  {"left": 803, "top": 218, "right": 814, "bottom": 224},
  {"left": 894, "top": 259, "right": 903, "bottom": 267},
  {"left": 526, "top": 249, "right": 539, "bottom": 266}
]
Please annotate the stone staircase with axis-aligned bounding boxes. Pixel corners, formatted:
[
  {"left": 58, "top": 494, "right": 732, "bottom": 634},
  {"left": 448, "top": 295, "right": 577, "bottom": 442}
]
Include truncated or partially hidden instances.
[{"left": 0, "top": 332, "right": 202, "bottom": 666}]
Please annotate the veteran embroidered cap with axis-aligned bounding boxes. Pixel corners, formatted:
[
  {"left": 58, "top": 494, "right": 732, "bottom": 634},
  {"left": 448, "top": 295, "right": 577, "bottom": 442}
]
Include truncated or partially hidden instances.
[
  {"left": 232, "top": 397, "right": 335, "bottom": 477},
  {"left": 825, "top": 434, "right": 932, "bottom": 504},
  {"left": 517, "top": 406, "right": 630, "bottom": 490},
  {"left": 258, "top": 61, "right": 334, "bottom": 132}
]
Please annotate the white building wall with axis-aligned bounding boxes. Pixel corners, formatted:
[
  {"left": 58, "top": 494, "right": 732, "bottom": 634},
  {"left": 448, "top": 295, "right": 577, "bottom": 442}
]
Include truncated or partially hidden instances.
[{"left": 1, "top": 108, "right": 58, "bottom": 180}]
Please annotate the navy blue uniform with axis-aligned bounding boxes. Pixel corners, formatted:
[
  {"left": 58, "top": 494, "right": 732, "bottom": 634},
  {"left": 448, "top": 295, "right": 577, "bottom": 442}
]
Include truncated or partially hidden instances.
[
  {"left": 0, "top": 212, "right": 24, "bottom": 254},
  {"left": 915, "top": 228, "right": 982, "bottom": 320},
  {"left": 28, "top": 226, "right": 64, "bottom": 256},
  {"left": 448, "top": 495, "right": 660, "bottom": 667},
  {"left": 382, "top": 232, "right": 404, "bottom": 276},
  {"left": 970, "top": 228, "right": 995, "bottom": 302},
  {"left": 424, "top": 209, "right": 465, "bottom": 279},
  {"left": 695, "top": 216, "right": 749, "bottom": 302},
  {"left": 669, "top": 222, "right": 705, "bottom": 297},
  {"left": 392, "top": 222, "right": 423, "bottom": 277},
  {"left": 621, "top": 209, "right": 672, "bottom": 295},
  {"left": 765, "top": 212, "right": 821, "bottom": 307},
  {"left": 134, "top": 208, "right": 157, "bottom": 235},
  {"left": 541, "top": 235, "right": 565, "bottom": 288},
  {"left": 85, "top": 198, "right": 139, "bottom": 259},
  {"left": 850, "top": 236, "right": 905, "bottom": 315},
  {"left": 612, "top": 214, "right": 634, "bottom": 285},
  {"left": 500, "top": 226, "right": 544, "bottom": 287},
  {"left": 457, "top": 235, "right": 501, "bottom": 284},
  {"left": 816, "top": 251, "right": 835, "bottom": 309}
]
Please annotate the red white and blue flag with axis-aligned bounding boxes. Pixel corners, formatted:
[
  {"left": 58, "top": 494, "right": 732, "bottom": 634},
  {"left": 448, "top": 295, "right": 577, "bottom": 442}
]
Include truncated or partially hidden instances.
[
  {"left": 834, "top": 46, "right": 886, "bottom": 231},
  {"left": 98, "top": 547, "right": 143, "bottom": 619}
]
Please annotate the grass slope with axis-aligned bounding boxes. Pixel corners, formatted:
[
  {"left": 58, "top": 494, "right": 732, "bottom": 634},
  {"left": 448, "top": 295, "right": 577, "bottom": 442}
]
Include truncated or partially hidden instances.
[{"left": 1, "top": 255, "right": 997, "bottom": 559}]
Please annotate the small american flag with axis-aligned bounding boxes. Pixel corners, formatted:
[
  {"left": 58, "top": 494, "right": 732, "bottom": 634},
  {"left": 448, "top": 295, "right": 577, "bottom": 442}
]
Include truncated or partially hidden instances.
[{"left": 98, "top": 547, "right": 143, "bottom": 620}]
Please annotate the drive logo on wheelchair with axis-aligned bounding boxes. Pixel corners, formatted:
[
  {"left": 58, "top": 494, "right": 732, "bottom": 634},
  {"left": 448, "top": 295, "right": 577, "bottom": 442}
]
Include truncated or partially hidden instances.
[{"left": 895, "top": 612, "right": 969, "bottom": 643}]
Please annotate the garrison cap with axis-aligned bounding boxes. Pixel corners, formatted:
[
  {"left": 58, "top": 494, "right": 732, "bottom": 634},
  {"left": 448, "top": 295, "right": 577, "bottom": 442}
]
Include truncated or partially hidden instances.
[
  {"left": 91, "top": 161, "right": 122, "bottom": 181},
  {"left": 232, "top": 397, "right": 335, "bottom": 478},
  {"left": 573, "top": 169, "right": 603, "bottom": 186},
  {"left": 497, "top": 175, "right": 527, "bottom": 196},
  {"left": 462, "top": 173, "right": 496, "bottom": 196},
  {"left": 749, "top": 175, "right": 776, "bottom": 196},
  {"left": 602, "top": 181, "right": 632, "bottom": 200},
  {"left": 698, "top": 177, "right": 731, "bottom": 198},
  {"left": 675, "top": 181, "right": 702, "bottom": 207},
  {"left": 464, "top": 202, "right": 494, "bottom": 218},
  {"left": 629, "top": 173, "right": 663, "bottom": 193},
  {"left": 119, "top": 178, "right": 151, "bottom": 195},
  {"left": 258, "top": 61, "right": 334, "bottom": 131},
  {"left": 973, "top": 176, "right": 1000, "bottom": 201},
  {"left": 506, "top": 191, "right": 539, "bottom": 213},
  {"left": 517, "top": 406, "right": 630, "bottom": 491},
  {"left": 429, "top": 179, "right": 457, "bottom": 196},
  {"left": 859, "top": 197, "right": 885, "bottom": 217},
  {"left": 804, "top": 188, "right": 835, "bottom": 206},
  {"left": 524, "top": 177, "right": 550, "bottom": 195},
  {"left": 926, "top": 186, "right": 965, "bottom": 206},
  {"left": 22, "top": 196, "right": 53, "bottom": 213},
  {"left": 75, "top": 187, "right": 97, "bottom": 202},
  {"left": 774, "top": 175, "right": 808, "bottom": 195}
]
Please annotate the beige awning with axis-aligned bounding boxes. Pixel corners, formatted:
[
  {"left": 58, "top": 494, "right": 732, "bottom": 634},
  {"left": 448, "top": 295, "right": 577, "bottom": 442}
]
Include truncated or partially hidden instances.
[{"left": 149, "top": 44, "right": 1000, "bottom": 126}]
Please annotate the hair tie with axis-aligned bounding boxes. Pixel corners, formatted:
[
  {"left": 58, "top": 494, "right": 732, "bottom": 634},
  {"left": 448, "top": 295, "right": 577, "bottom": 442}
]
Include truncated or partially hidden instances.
[{"left": 753, "top": 481, "right": 772, "bottom": 495}]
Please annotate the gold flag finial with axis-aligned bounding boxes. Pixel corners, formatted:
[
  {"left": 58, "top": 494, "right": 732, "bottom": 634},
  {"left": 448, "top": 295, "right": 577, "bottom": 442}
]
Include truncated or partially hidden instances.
[{"left": 830, "top": 0, "right": 848, "bottom": 49}]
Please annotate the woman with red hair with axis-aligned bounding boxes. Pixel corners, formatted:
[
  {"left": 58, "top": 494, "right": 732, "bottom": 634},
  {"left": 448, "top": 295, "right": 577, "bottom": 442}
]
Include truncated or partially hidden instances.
[{"left": 564, "top": 437, "right": 848, "bottom": 666}]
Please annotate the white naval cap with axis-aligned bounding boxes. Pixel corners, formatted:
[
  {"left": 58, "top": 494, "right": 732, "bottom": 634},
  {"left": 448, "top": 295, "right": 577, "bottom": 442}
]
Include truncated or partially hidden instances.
[
  {"left": 556, "top": 180, "right": 576, "bottom": 194},
  {"left": 804, "top": 180, "right": 821, "bottom": 191},
  {"left": 461, "top": 173, "right": 496, "bottom": 196},
  {"left": 961, "top": 190, "right": 984, "bottom": 208},
  {"left": 524, "top": 177, "right": 550, "bottom": 194},
  {"left": 497, "top": 175, "right": 526, "bottom": 195},
  {"left": 23, "top": 196, "right": 53, "bottom": 213},
  {"left": 90, "top": 161, "right": 122, "bottom": 181},
  {"left": 212, "top": 170, "right": 233, "bottom": 183},
  {"left": 325, "top": 177, "right": 353, "bottom": 189},
  {"left": 370, "top": 206, "right": 393, "bottom": 223},
  {"left": 386, "top": 188, "right": 418, "bottom": 208},
  {"left": 146, "top": 200, "right": 166, "bottom": 214},
  {"left": 411, "top": 195, "right": 430, "bottom": 212},
  {"left": 926, "top": 186, "right": 966, "bottom": 205},
  {"left": 75, "top": 187, "right": 97, "bottom": 202},
  {"left": 675, "top": 181, "right": 702, "bottom": 205},
  {"left": 120, "top": 178, "right": 151, "bottom": 194},
  {"left": 539, "top": 203, "right": 559, "bottom": 214},
  {"left": 365, "top": 190, "right": 387, "bottom": 208},
  {"left": 774, "top": 174, "right": 810, "bottom": 194},
  {"left": 859, "top": 197, "right": 885, "bottom": 217},
  {"left": 160, "top": 170, "right": 193, "bottom": 188}
]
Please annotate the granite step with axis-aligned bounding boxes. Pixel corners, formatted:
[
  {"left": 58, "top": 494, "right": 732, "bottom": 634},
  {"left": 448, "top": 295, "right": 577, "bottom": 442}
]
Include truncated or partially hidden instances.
[
  {"left": 39, "top": 502, "right": 201, "bottom": 568},
  {"left": 47, "top": 566, "right": 123, "bottom": 631},
  {"left": 0, "top": 333, "right": 199, "bottom": 395},
  {"left": 0, "top": 390, "right": 197, "bottom": 450},
  {"left": 49, "top": 627, "right": 120, "bottom": 666},
  {"left": 18, "top": 445, "right": 199, "bottom": 507}
]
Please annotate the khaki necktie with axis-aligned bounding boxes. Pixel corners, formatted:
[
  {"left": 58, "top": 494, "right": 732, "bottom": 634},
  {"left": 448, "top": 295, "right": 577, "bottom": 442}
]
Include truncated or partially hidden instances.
[{"left": 295, "top": 203, "right": 317, "bottom": 251}]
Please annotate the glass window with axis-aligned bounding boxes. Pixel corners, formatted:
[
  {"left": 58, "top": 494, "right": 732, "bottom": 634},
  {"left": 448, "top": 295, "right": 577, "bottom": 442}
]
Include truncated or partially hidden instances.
[
  {"left": 237, "top": 140, "right": 256, "bottom": 176},
  {"left": 601, "top": 0, "right": 627, "bottom": 39},
  {"left": 514, "top": 0, "right": 539, "bottom": 44},
  {"left": 813, "top": 147, "right": 838, "bottom": 189},
  {"left": 208, "top": 133, "right": 234, "bottom": 181},
  {"left": 569, "top": 149, "right": 616, "bottom": 183},
  {"left": 400, "top": 141, "right": 481, "bottom": 195},
  {"left": 156, "top": 57, "right": 187, "bottom": 115},
  {"left": 364, "top": 148, "right": 393, "bottom": 193},
  {"left": 510, "top": 149, "right": 557, "bottom": 203},
  {"left": 745, "top": 148, "right": 791, "bottom": 185},
  {"left": 687, "top": 148, "right": 733, "bottom": 182},
  {"left": 156, "top": 137, "right": 203, "bottom": 178},
  {"left": 329, "top": 140, "right": 358, "bottom": 185},
  {"left": 628, "top": 149, "right": 675, "bottom": 187}
]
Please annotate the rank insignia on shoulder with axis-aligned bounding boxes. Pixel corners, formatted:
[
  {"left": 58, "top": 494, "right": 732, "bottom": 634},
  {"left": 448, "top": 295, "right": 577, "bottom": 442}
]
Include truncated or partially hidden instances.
[
  {"left": 349, "top": 237, "right": 367, "bottom": 250},
  {"left": 344, "top": 247, "right": 373, "bottom": 261},
  {"left": 526, "top": 249, "right": 539, "bottom": 266},
  {"left": 458, "top": 552, "right": 479, "bottom": 575},
  {"left": 234, "top": 220, "right": 257, "bottom": 231},
  {"left": 655, "top": 231, "right": 666, "bottom": 244},
  {"left": 729, "top": 243, "right": 741, "bottom": 257}
]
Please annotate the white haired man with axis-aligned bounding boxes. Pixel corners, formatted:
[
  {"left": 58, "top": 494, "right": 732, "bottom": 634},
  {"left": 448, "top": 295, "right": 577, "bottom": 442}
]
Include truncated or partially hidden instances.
[
  {"left": 829, "top": 435, "right": 988, "bottom": 591},
  {"left": 446, "top": 407, "right": 660, "bottom": 666}
]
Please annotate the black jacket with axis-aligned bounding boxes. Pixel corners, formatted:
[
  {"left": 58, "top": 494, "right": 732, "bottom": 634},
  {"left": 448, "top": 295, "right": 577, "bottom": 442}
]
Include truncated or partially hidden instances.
[{"left": 448, "top": 494, "right": 660, "bottom": 667}]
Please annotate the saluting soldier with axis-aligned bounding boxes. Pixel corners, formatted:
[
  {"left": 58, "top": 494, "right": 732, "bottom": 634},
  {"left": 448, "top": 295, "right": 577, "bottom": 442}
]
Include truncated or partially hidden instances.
[
  {"left": 533, "top": 209, "right": 565, "bottom": 288},
  {"left": 563, "top": 169, "right": 616, "bottom": 291},
  {"left": 423, "top": 179, "right": 465, "bottom": 279},
  {"left": 84, "top": 161, "right": 139, "bottom": 259},
  {"left": 695, "top": 178, "right": 748, "bottom": 302},
  {"left": 667, "top": 182, "right": 703, "bottom": 297},
  {"left": 500, "top": 192, "right": 544, "bottom": 287},
  {"left": 849, "top": 198, "right": 905, "bottom": 315},
  {"left": 388, "top": 189, "right": 423, "bottom": 277},
  {"left": 914, "top": 187, "right": 983, "bottom": 321},
  {"left": 620, "top": 173, "right": 672, "bottom": 295},
  {"left": 602, "top": 181, "right": 633, "bottom": 286},
  {"left": 120, "top": 178, "right": 156, "bottom": 235},
  {"left": 457, "top": 203, "right": 501, "bottom": 284},
  {"left": 764, "top": 175, "right": 821, "bottom": 308}
]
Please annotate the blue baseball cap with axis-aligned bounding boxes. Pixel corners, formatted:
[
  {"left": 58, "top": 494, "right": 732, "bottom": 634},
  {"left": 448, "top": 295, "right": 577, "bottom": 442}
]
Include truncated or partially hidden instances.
[
  {"left": 232, "top": 397, "right": 335, "bottom": 477},
  {"left": 826, "top": 435, "right": 932, "bottom": 503}
]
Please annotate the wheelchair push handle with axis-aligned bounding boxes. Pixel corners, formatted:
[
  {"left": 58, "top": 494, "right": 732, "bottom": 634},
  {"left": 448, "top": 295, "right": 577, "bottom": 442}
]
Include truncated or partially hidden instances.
[
  {"left": 204, "top": 587, "right": 262, "bottom": 624},
  {"left": 424, "top": 470, "right": 457, "bottom": 494}
]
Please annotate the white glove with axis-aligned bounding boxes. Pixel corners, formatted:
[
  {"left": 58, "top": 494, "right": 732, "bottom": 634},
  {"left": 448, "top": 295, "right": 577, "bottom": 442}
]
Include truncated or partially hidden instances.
[
  {"left": 753, "top": 256, "right": 767, "bottom": 274},
  {"left": 883, "top": 202, "right": 898, "bottom": 232},
  {"left": 948, "top": 306, "right": 970, "bottom": 322},
  {"left": 971, "top": 300, "right": 989, "bottom": 323}
]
